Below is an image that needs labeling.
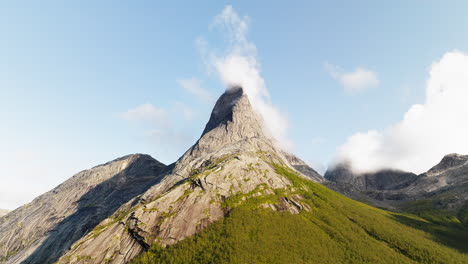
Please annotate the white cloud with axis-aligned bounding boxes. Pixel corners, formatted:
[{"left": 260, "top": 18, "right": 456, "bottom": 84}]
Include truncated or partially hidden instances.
[
  {"left": 201, "top": 5, "right": 293, "bottom": 149},
  {"left": 336, "top": 51, "right": 468, "bottom": 174},
  {"left": 121, "top": 103, "right": 168, "bottom": 124},
  {"left": 325, "top": 63, "right": 379, "bottom": 93},
  {"left": 121, "top": 103, "right": 193, "bottom": 150},
  {"left": 177, "top": 78, "right": 214, "bottom": 103}
]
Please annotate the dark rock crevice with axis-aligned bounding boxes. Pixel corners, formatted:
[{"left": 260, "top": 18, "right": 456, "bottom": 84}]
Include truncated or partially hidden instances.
[{"left": 126, "top": 213, "right": 150, "bottom": 251}]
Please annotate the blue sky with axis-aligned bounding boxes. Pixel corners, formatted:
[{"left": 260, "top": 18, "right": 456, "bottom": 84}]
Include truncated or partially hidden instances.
[{"left": 2, "top": 1, "right": 468, "bottom": 209}]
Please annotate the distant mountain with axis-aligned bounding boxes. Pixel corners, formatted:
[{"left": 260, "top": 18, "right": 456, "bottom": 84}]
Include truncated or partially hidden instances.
[
  {"left": 1, "top": 87, "right": 467, "bottom": 264},
  {"left": 325, "top": 163, "right": 418, "bottom": 191},
  {"left": 325, "top": 154, "right": 468, "bottom": 223},
  {"left": 0, "top": 209, "right": 9, "bottom": 218}
]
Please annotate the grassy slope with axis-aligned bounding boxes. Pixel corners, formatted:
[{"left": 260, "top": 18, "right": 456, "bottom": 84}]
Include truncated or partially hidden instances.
[
  {"left": 132, "top": 164, "right": 468, "bottom": 264},
  {"left": 397, "top": 197, "right": 468, "bottom": 253}
]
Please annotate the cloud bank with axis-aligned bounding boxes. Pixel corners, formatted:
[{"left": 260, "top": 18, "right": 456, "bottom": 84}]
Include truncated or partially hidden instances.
[
  {"left": 202, "top": 5, "right": 292, "bottom": 149},
  {"left": 336, "top": 51, "right": 468, "bottom": 173},
  {"left": 325, "top": 63, "right": 379, "bottom": 93}
]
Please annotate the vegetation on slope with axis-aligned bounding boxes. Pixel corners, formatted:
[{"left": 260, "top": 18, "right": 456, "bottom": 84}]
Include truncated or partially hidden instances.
[
  {"left": 132, "top": 163, "right": 468, "bottom": 264},
  {"left": 397, "top": 198, "right": 468, "bottom": 253}
]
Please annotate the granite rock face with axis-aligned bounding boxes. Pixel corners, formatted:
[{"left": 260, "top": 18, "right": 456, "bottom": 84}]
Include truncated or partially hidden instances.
[{"left": 0, "top": 154, "right": 166, "bottom": 264}]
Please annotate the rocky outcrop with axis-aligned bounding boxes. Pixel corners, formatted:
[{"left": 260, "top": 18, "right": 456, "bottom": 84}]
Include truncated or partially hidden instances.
[
  {"left": 427, "top": 153, "right": 468, "bottom": 174},
  {"left": 282, "top": 151, "right": 323, "bottom": 183},
  {"left": 0, "top": 154, "right": 166, "bottom": 264},
  {"left": 400, "top": 154, "right": 468, "bottom": 212},
  {"left": 55, "top": 88, "right": 317, "bottom": 264}
]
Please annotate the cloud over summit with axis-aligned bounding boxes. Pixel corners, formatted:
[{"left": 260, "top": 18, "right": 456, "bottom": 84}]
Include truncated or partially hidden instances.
[
  {"left": 202, "top": 6, "right": 293, "bottom": 149},
  {"left": 336, "top": 51, "right": 468, "bottom": 173}
]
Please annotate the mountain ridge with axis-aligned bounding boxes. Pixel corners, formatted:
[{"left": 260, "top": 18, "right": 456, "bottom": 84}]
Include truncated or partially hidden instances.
[
  {"left": 0, "top": 154, "right": 166, "bottom": 264},
  {"left": 325, "top": 153, "right": 468, "bottom": 221}
]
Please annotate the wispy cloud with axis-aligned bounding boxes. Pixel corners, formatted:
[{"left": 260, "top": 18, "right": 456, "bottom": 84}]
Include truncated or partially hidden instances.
[
  {"left": 335, "top": 51, "right": 468, "bottom": 173},
  {"left": 121, "top": 103, "right": 193, "bottom": 149},
  {"left": 121, "top": 103, "right": 168, "bottom": 124},
  {"left": 177, "top": 78, "right": 214, "bottom": 103},
  {"left": 325, "top": 63, "right": 379, "bottom": 93},
  {"left": 198, "top": 5, "right": 293, "bottom": 150}
]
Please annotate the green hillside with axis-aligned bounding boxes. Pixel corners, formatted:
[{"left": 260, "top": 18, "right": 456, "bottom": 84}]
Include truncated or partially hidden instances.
[{"left": 132, "top": 163, "right": 468, "bottom": 264}]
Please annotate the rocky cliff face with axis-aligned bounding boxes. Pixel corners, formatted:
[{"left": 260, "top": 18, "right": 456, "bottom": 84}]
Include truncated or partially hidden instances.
[
  {"left": 427, "top": 153, "right": 468, "bottom": 174},
  {"left": 400, "top": 154, "right": 468, "bottom": 213},
  {"left": 0, "top": 154, "right": 166, "bottom": 264},
  {"left": 53, "top": 88, "right": 318, "bottom": 264}
]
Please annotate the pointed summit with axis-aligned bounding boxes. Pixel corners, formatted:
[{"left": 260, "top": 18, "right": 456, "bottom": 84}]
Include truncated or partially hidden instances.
[
  {"left": 428, "top": 153, "right": 468, "bottom": 174},
  {"left": 202, "top": 86, "right": 246, "bottom": 135},
  {"left": 179, "top": 86, "right": 272, "bottom": 166},
  {"left": 201, "top": 86, "right": 267, "bottom": 142}
]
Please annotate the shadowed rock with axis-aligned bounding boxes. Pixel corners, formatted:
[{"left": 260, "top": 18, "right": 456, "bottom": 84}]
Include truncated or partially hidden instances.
[
  {"left": 202, "top": 86, "right": 244, "bottom": 135},
  {"left": 0, "top": 154, "right": 166, "bottom": 264},
  {"left": 324, "top": 163, "right": 418, "bottom": 191}
]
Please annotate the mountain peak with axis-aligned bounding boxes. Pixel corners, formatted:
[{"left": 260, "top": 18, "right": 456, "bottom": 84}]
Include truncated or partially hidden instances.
[
  {"left": 428, "top": 153, "right": 468, "bottom": 174},
  {"left": 201, "top": 86, "right": 265, "bottom": 139},
  {"left": 202, "top": 86, "right": 245, "bottom": 135},
  {"left": 182, "top": 86, "right": 269, "bottom": 163}
]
